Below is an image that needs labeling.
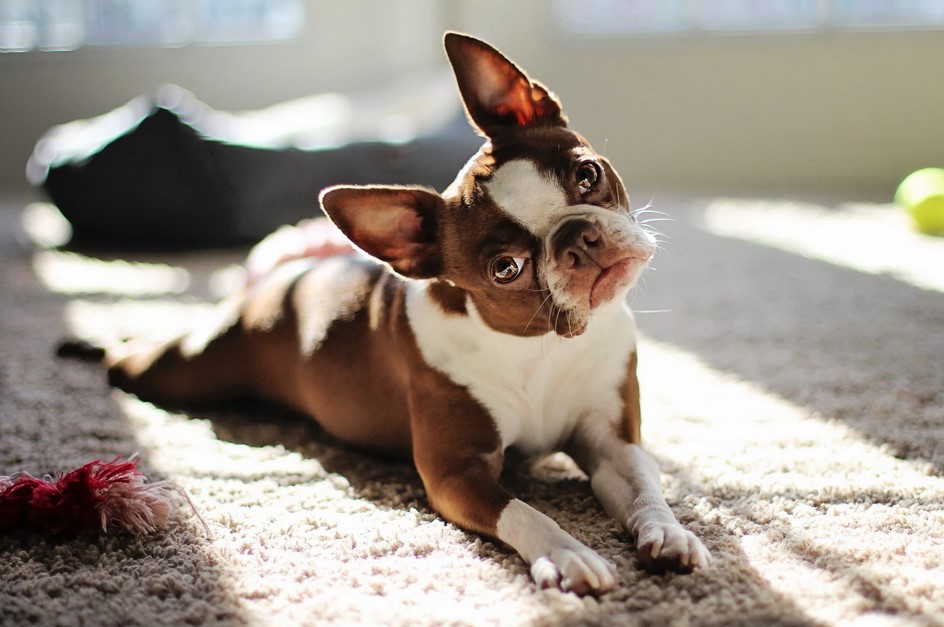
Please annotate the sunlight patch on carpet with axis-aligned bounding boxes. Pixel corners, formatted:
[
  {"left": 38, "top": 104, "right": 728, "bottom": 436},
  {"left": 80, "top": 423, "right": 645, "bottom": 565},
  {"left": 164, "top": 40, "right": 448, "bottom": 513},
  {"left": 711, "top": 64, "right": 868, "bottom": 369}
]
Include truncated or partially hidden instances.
[
  {"left": 64, "top": 299, "right": 213, "bottom": 342},
  {"left": 34, "top": 250, "right": 191, "bottom": 296},
  {"left": 700, "top": 199, "right": 944, "bottom": 293},
  {"left": 637, "top": 335, "right": 944, "bottom": 624},
  {"left": 112, "top": 393, "right": 575, "bottom": 625}
]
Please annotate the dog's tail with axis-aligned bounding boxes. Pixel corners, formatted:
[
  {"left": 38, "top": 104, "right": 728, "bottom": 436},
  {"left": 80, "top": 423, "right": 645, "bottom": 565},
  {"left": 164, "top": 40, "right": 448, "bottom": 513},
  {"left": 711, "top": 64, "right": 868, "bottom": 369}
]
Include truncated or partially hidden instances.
[{"left": 56, "top": 337, "right": 106, "bottom": 362}]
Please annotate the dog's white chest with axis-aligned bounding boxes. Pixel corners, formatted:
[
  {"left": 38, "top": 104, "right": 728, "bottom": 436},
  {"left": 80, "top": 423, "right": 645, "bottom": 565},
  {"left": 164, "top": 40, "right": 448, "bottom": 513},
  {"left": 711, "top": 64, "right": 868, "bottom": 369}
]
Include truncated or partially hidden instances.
[{"left": 406, "top": 284, "right": 636, "bottom": 454}]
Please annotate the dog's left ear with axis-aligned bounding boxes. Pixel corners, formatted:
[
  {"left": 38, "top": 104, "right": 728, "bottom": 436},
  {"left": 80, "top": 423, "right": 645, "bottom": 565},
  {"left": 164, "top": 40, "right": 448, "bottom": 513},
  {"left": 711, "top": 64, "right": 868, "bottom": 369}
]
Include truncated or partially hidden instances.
[
  {"left": 320, "top": 185, "right": 442, "bottom": 279},
  {"left": 444, "top": 31, "right": 566, "bottom": 137}
]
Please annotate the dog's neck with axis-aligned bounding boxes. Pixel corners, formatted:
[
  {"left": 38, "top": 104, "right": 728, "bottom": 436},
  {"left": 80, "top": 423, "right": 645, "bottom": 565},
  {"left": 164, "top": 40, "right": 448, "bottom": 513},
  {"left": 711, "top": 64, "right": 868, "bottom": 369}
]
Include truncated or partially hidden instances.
[{"left": 406, "top": 280, "right": 636, "bottom": 454}]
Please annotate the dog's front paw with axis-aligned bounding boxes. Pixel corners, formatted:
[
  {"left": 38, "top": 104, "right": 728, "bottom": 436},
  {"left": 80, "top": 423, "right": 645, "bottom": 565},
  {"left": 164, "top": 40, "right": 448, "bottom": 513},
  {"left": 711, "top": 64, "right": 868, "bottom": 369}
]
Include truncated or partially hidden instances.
[
  {"left": 636, "top": 522, "right": 711, "bottom": 573},
  {"left": 530, "top": 546, "right": 619, "bottom": 595}
]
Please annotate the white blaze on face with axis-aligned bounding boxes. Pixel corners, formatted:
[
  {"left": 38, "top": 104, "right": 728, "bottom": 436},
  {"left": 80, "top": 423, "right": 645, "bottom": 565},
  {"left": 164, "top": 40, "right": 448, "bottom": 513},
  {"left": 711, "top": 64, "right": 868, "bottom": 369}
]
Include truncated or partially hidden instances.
[
  {"left": 483, "top": 158, "right": 653, "bottom": 319},
  {"left": 484, "top": 160, "right": 574, "bottom": 239}
]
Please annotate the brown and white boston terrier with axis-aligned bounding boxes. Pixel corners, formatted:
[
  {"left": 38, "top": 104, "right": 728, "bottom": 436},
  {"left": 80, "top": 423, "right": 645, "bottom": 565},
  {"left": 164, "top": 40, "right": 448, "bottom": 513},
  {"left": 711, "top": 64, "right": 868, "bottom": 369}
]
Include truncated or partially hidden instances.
[{"left": 101, "top": 32, "right": 710, "bottom": 594}]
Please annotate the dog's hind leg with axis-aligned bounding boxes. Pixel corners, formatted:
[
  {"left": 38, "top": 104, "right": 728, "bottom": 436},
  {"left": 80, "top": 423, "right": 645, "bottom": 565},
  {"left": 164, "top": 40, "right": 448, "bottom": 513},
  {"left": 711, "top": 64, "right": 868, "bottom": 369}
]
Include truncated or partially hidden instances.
[{"left": 106, "top": 299, "right": 252, "bottom": 406}]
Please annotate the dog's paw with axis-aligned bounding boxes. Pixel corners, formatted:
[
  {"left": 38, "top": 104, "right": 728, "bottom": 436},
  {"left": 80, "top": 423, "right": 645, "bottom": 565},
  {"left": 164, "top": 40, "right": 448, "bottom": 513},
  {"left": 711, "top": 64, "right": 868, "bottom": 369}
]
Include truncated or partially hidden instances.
[
  {"left": 636, "top": 521, "right": 711, "bottom": 573},
  {"left": 529, "top": 546, "right": 619, "bottom": 595}
]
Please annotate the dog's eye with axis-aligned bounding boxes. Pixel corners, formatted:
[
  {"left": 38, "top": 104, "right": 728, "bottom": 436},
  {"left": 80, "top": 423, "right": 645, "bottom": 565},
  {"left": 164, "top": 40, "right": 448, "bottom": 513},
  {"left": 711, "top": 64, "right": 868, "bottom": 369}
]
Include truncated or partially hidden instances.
[
  {"left": 576, "top": 162, "right": 599, "bottom": 194},
  {"left": 491, "top": 256, "right": 526, "bottom": 283}
]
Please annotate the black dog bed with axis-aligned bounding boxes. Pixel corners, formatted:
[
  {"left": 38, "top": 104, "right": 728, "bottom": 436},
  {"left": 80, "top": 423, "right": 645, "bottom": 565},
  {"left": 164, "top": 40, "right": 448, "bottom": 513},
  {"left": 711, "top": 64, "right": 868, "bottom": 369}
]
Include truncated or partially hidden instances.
[{"left": 28, "top": 78, "right": 480, "bottom": 250}]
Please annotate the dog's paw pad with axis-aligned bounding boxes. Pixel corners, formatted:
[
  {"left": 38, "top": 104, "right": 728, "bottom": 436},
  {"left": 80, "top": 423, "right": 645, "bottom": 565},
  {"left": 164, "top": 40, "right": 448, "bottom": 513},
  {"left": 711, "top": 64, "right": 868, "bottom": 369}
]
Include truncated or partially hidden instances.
[
  {"left": 636, "top": 522, "right": 711, "bottom": 573},
  {"left": 530, "top": 547, "right": 619, "bottom": 595}
]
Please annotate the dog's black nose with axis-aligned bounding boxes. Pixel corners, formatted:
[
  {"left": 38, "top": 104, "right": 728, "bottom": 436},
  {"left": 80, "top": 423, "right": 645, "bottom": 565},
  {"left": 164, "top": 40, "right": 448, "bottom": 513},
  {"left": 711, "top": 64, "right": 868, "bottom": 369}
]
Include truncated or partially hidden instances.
[{"left": 553, "top": 219, "right": 603, "bottom": 269}]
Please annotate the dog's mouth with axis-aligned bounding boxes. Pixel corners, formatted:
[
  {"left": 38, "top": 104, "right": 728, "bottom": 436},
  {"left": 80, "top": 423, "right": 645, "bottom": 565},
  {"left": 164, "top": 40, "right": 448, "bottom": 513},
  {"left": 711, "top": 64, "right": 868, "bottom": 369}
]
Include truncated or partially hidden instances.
[
  {"left": 544, "top": 253, "right": 649, "bottom": 338},
  {"left": 589, "top": 256, "right": 644, "bottom": 309}
]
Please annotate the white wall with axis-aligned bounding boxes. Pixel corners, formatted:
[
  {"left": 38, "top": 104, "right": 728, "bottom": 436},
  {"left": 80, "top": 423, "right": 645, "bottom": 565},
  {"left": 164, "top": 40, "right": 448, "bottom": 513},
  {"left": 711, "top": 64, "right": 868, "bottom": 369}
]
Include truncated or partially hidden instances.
[{"left": 3, "top": 0, "right": 943, "bottom": 200}]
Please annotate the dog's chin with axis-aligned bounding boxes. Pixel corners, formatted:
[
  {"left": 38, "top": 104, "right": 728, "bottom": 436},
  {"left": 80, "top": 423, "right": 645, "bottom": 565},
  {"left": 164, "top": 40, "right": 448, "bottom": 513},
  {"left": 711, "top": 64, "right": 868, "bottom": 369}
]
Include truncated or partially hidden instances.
[{"left": 554, "top": 316, "right": 588, "bottom": 339}]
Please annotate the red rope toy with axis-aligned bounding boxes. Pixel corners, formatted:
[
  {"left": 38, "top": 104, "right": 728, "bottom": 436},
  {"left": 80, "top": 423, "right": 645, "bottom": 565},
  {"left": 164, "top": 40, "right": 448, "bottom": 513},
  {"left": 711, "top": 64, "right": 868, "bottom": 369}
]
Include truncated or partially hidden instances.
[{"left": 0, "top": 457, "right": 204, "bottom": 536}]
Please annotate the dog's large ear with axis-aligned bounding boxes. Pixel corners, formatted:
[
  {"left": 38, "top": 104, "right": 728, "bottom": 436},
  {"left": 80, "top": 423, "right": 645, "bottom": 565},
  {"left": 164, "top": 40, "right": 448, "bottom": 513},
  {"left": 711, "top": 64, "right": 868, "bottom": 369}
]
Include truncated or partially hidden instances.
[
  {"left": 320, "top": 185, "right": 442, "bottom": 279},
  {"left": 444, "top": 31, "right": 566, "bottom": 137}
]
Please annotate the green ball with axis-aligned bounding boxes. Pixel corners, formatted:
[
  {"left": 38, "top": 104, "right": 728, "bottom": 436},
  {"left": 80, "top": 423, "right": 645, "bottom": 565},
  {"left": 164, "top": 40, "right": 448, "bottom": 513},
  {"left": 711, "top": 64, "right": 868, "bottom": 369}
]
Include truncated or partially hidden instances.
[{"left": 895, "top": 168, "right": 944, "bottom": 236}]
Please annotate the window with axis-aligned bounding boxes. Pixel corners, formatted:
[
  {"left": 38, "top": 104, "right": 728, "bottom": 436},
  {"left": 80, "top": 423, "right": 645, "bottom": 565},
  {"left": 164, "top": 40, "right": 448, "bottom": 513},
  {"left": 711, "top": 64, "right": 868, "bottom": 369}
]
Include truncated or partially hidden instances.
[
  {"left": 553, "top": 0, "right": 944, "bottom": 36},
  {"left": 0, "top": 0, "right": 304, "bottom": 52},
  {"left": 830, "top": 0, "right": 944, "bottom": 28},
  {"left": 700, "top": 0, "right": 821, "bottom": 32}
]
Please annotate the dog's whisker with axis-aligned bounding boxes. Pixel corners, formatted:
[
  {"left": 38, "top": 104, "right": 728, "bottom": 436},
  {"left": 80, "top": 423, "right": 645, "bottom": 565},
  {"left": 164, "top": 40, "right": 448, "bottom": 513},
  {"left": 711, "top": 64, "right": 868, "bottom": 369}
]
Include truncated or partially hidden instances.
[
  {"left": 640, "top": 217, "right": 675, "bottom": 225},
  {"left": 614, "top": 172, "right": 626, "bottom": 213},
  {"left": 632, "top": 207, "right": 669, "bottom": 218},
  {"left": 523, "top": 291, "right": 555, "bottom": 335}
]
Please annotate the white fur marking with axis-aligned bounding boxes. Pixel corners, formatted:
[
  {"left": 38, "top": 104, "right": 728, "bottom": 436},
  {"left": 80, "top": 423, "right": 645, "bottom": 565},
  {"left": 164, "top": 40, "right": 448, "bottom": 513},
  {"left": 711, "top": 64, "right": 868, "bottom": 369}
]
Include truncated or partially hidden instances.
[
  {"left": 293, "top": 258, "right": 372, "bottom": 355},
  {"left": 485, "top": 160, "right": 572, "bottom": 238},
  {"left": 574, "top": 419, "right": 713, "bottom": 570},
  {"left": 406, "top": 282, "right": 636, "bottom": 455},
  {"left": 496, "top": 499, "right": 618, "bottom": 592}
]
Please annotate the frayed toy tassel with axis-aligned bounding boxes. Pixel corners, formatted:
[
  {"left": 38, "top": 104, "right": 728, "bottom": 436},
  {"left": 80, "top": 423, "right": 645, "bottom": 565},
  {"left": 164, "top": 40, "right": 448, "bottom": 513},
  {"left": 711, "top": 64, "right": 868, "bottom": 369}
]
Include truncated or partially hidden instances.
[{"left": 0, "top": 456, "right": 208, "bottom": 537}]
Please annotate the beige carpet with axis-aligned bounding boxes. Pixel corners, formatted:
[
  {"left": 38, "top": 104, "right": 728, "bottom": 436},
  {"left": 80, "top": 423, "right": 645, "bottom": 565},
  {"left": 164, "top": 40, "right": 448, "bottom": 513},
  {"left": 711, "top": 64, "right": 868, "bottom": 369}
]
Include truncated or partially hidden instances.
[{"left": 1, "top": 194, "right": 942, "bottom": 626}]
